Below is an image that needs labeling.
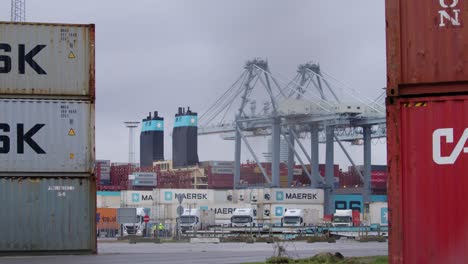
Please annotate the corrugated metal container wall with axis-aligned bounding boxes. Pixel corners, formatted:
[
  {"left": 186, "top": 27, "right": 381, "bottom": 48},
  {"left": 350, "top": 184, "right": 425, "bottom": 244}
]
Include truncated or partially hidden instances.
[
  {"left": 0, "top": 178, "right": 96, "bottom": 253},
  {"left": 369, "top": 202, "right": 388, "bottom": 226},
  {"left": 386, "top": 1, "right": 468, "bottom": 96},
  {"left": 213, "top": 190, "right": 228, "bottom": 203},
  {"left": 96, "top": 208, "right": 119, "bottom": 231},
  {"left": 0, "top": 22, "right": 95, "bottom": 99},
  {"left": 0, "top": 22, "right": 96, "bottom": 255},
  {"left": 0, "top": 99, "right": 94, "bottom": 173},
  {"left": 387, "top": 96, "right": 468, "bottom": 263},
  {"left": 96, "top": 191, "right": 120, "bottom": 208}
]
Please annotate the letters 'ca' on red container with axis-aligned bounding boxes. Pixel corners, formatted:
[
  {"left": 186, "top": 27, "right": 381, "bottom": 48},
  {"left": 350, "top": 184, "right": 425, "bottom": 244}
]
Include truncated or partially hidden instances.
[
  {"left": 386, "top": 0, "right": 468, "bottom": 96},
  {"left": 386, "top": 95, "right": 468, "bottom": 263}
]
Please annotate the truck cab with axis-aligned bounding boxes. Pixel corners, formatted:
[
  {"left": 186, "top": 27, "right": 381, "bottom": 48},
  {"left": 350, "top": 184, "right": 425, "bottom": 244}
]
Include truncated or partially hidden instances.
[
  {"left": 230, "top": 208, "right": 257, "bottom": 227},
  {"left": 178, "top": 208, "right": 215, "bottom": 231},
  {"left": 122, "top": 207, "right": 146, "bottom": 236},
  {"left": 332, "top": 209, "right": 353, "bottom": 227},
  {"left": 282, "top": 209, "right": 305, "bottom": 227},
  {"left": 179, "top": 209, "right": 201, "bottom": 231}
]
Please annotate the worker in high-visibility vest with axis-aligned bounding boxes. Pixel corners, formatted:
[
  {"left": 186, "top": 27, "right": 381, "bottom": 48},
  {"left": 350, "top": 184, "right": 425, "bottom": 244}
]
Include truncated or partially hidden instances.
[
  {"left": 151, "top": 224, "right": 158, "bottom": 237},
  {"left": 158, "top": 222, "right": 165, "bottom": 237}
]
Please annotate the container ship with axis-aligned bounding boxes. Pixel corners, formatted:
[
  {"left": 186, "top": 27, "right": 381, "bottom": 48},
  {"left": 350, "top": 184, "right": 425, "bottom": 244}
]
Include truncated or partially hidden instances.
[
  {"left": 96, "top": 160, "right": 387, "bottom": 195},
  {"left": 97, "top": 106, "right": 387, "bottom": 193}
]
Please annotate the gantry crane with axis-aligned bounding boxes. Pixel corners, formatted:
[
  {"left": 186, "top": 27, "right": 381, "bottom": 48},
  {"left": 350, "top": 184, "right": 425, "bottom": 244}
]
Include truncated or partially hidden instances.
[{"left": 198, "top": 59, "right": 386, "bottom": 214}]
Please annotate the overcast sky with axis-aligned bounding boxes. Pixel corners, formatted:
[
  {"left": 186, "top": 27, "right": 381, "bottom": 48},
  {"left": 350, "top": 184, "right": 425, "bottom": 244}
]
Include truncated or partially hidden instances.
[{"left": 1, "top": 0, "right": 387, "bottom": 169}]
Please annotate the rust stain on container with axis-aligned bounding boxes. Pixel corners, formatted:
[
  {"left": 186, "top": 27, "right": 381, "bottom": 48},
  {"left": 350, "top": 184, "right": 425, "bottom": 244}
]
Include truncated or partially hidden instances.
[
  {"left": 386, "top": 0, "right": 468, "bottom": 96},
  {"left": 0, "top": 22, "right": 95, "bottom": 101},
  {"left": 386, "top": 95, "right": 468, "bottom": 263}
]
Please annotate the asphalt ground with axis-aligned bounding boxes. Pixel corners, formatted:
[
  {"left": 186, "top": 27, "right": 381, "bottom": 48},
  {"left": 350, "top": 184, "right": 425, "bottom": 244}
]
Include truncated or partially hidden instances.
[{"left": 0, "top": 240, "right": 388, "bottom": 264}]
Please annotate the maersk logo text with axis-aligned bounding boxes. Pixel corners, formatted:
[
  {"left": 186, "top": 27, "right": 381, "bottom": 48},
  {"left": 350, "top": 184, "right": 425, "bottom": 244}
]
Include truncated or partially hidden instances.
[
  {"left": 141, "top": 195, "right": 153, "bottom": 201},
  {"left": 132, "top": 193, "right": 153, "bottom": 202},
  {"left": 211, "top": 208, "right": 236, "bottom": 214},
  {"left": 174, "top": 193, "right": 208, "bottom": 200},
  {"left": 285, "top": 193, "right": 318, "bottom": 200},
  {"left": 276, "top": 191, "right": 318, "bottom": 200}
]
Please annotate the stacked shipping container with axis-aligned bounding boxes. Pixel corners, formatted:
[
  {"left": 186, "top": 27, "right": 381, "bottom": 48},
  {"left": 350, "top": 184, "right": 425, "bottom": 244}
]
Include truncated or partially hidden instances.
[
  {"left": 100, "top": 160, "right": 388, "bottom": 193},
  {"left": 338, "top": 165, "right": 387, "bottom": 191},
  {"left": 0, "top": 22, "right": 96, "bottom": 254},
  {"left": 106, "top": 163, "right": 194, "bottom": 190},
  {"left": 96, "top": 160, "right": 111, "bottom": 185},
  {"left": 200, "top": 161, "right": 235, "bottom": 189},
  {"left": 386, "top": 1, "right": 468, "bottom": 262}
]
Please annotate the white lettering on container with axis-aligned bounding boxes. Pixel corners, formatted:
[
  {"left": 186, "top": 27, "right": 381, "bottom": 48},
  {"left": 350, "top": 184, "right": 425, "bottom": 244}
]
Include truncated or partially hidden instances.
[
  {"left": 433, "top": 128, "right": 468, "bottom": 164},
  {"left": 438, "top": 0, "right": 461, "bottom": 27}
]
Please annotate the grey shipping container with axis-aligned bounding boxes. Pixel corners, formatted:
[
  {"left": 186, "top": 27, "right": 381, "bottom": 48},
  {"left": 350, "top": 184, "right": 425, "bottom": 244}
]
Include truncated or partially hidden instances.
[
  {"left": 0, "top": 177, "right": 96, "bottom": 253},
  {"left": 0, "top": 22, "right": 95, "bottom": 100},
  {"left": 132, "top": 172, "right": 157, "bottom": 187},
  {"left": 0, "top": 99, "right": 94, "bottom": 174},
  {"left": 132, "top": 179, "right": 157, "bottom": 187},
  {"left": 96, "top": 160, "right": 111, "bottom": 166},
  {"left": 211, "top": 167, "right": 234, "bottom": 175},
  {"left": 200, "top": 161, "right": 234, "bottom": 168},
  {"left": 99, "top": 166, "right": 110, "bottom": 173},
  {"left": 100, "top": 173, "right": 110, "bottom": 180}
]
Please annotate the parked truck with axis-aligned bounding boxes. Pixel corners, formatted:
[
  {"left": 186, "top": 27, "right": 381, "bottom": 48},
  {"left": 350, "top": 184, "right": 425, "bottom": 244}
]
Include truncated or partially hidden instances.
[
  {"left": 178, "top": 208, "right": 215, "bottom": 231},
  {"left": 121, "top": 207, "right": 147, "bottom": 236},
  {"left": 281, "top": 208, "right": 319, "bottom": 227},
  {"left": 230, "top": 208, "right": 257, "bottom": 227},
  {"left": 332, "top": 209, "right": 353, "bottom": 227}
]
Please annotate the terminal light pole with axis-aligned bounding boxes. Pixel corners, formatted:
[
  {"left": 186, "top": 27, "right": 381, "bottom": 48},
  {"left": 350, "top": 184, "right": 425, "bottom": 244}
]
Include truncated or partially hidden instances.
[
  {"left": 11, "top": 0, "right": 26, "bottom": 22},
  {"left": 124, "top": 121, "right": 140, "bottom": 164}
]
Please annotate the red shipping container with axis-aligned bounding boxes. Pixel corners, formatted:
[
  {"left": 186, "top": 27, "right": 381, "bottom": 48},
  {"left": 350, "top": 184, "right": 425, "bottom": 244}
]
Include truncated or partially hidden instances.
[
  {"left": 371, "top": 171, "right": 388, "bottom": 189},
  {"left": 387, "top": 95, "right": 468, "bottom": 263},
  {"left": 386, "top": 0, "right": 468, "bottom": 96},
  {"left": 352, "top": 210, "right": 361, "bottom": 227}
]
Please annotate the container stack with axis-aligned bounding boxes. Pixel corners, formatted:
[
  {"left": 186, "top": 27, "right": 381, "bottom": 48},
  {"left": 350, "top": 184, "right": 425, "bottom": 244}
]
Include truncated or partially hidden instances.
[
  {"left": 293, "top": 164, "right": 339, "bottom": 186},
  {"left": 157, "top": 170, "right": 193, "bottom": 189},
  {"left": 110, "top": 164, "right": 132, "bottom": 189},
  {"left": 200, "top": 161, "right": 235, "bottom": 189},
  {"left": 0, "top": 22, "right": 96, "bottom": 254},
  {"left": 386, "top": 1, "right": 468, "bottom": 262},
  {"left": 96, "top": 160, "right": 111, "bottom": 185},
  {"left": 339, "top": 165, "right": 388, "bottom": 191}
]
